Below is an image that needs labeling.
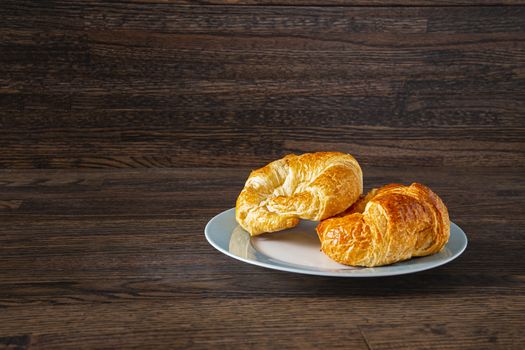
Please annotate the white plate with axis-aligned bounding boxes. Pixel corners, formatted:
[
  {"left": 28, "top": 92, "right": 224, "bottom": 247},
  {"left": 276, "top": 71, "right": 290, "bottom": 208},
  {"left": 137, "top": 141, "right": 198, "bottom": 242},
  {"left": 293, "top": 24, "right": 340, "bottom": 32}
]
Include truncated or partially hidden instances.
[{"left": 205, "top": 208, "right": 467, "bottom": 277}]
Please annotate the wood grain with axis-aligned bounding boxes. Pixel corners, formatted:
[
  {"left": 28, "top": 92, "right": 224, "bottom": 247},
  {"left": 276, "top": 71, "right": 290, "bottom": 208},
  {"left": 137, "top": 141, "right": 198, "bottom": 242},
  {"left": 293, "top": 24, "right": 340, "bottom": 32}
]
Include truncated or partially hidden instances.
[
  {"left": 187, "top": 1, "right": 525, "bottom": 5},
  {"left": 69, "top": 1, "right": 525, "bottom": 6},
  {"left": 0, "top": 167, "right": 524, "bottom": 348},
  {"left": 1, "top": 3, "right": 524, "bottom": 168},
  {"left": 0, "top": 1, "right": 524, "bottom": 349}
]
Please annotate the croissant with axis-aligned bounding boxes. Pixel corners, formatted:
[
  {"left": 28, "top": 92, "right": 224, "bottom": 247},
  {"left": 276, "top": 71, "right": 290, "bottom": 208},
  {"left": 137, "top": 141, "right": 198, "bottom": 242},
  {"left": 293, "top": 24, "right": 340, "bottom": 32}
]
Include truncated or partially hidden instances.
[
  {"left": 316, "top": 183, "right": 450, "bottom": 267},
  {"left": 236, "top": 152, "right": 363, "bottom": 236}
]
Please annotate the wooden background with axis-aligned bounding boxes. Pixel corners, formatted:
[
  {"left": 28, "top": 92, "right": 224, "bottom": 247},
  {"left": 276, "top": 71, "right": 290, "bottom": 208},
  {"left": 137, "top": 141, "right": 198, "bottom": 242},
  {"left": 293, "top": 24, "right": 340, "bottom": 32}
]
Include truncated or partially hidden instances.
[{"left": 1, "top": 1, "right": 524, "bottom": 349}]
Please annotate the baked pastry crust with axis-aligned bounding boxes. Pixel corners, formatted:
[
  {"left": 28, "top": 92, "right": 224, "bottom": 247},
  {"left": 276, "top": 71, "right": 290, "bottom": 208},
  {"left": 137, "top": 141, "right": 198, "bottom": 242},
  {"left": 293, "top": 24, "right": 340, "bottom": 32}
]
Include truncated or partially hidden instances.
[
  {"left": 316, "top": 183, "right": 450, "bottom": 267},
  {"left": 236, "top": 152, "right": 363, "bottom": 236}
]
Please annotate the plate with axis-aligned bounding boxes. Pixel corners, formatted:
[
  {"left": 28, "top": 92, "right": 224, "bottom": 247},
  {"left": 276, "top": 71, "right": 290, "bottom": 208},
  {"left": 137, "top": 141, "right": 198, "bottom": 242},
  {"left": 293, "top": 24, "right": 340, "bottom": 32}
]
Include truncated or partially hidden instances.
[{"left": 205, "top": 208, "right": 467, "bottom": 277}]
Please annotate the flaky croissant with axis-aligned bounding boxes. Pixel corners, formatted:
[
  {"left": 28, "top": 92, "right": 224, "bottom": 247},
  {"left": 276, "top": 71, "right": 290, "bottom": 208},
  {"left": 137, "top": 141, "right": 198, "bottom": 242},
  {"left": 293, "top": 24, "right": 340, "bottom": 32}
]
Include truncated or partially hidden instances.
[
  {"left": 236, "top": 152, "right": 363, "bottom": 236},
  {"left": 316, "top": 183, "right": 450, "bottom": 267}
]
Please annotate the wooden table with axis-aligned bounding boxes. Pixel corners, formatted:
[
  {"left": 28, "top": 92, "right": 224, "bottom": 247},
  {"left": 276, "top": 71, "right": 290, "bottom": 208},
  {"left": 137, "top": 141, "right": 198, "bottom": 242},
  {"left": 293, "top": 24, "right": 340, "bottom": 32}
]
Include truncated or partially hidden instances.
[{"left": 1, "top": 1, "right": 524, "bottom": 349}]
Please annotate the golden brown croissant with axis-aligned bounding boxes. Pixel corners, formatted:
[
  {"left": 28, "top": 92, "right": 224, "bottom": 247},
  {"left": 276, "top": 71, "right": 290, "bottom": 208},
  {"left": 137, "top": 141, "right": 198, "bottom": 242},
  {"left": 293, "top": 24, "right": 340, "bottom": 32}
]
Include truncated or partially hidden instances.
[
  {"left": 316, "top": 183, "right": 450, "bottom": 267},
  {"left": 236, "top": 152, "right": 363, "bottom": 236}
]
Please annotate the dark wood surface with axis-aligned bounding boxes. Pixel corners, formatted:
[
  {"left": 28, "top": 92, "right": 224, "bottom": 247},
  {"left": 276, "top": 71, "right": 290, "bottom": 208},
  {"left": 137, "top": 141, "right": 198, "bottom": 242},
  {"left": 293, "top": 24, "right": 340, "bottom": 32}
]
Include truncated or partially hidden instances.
[
  {"left": 2, "top": 2, "right": 525, "bottom": 169},
  {"left": 1, "top": 1, "right": 524, "bottom": 349},
  {"left": 0, "top": 167, "right": 524, "bottom": 349}
]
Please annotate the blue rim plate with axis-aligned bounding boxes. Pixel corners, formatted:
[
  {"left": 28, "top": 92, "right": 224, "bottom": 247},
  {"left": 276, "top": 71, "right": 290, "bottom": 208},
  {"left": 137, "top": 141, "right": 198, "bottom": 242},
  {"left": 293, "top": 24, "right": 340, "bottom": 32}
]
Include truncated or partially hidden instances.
[{"left": 205, "top": 208, "right": 467, "bottom": 277}]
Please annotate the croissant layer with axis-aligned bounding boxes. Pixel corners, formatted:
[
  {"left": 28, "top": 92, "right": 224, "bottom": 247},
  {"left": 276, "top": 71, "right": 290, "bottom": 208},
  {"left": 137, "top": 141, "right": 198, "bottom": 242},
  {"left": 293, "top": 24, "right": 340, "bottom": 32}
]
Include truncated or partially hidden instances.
[
  {"left": 236, "top": 152, "right": 363, "bottom": 236},
  {"left": 316, "top": 183, "right": 450, "bottom": 267}
]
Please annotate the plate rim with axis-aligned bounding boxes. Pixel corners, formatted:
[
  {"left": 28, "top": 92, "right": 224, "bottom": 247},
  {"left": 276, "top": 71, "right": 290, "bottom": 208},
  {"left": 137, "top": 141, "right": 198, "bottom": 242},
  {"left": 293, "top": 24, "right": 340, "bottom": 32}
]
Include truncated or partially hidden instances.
[{"left": 205, "top": 208, "right": 468, "bottom": 277}]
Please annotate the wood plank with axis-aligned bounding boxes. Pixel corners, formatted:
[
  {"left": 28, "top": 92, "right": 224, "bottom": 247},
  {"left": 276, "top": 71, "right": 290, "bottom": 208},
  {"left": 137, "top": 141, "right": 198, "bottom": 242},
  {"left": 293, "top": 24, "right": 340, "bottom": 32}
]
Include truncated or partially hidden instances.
[
  {"left": 0, "top": 2, "right": 523, "bottom": 348},
  {"left": 177, "top": 1, "right": 525, "bottom": 5},
  {"left": 361, "top": 322, "right": 522, "bottom": 349},
  {"left": 0, "top": 167, "right": 523, "bottom": 222},
  {"left": 0, "top": 167, "right": 523, "bottom": 347},
  {"left": 1, "top": 108, "right": 523, "bottom": 169},
  {"left": 3, "top": 1, "right": 524, "bottom": 8},
  {"left": 0, "top": 5, "right": 523, "bottom": 169},
  {"left": 0, "top": 167, "right": 522, "bottom": 286},
  {"left": 0, "top": 297, "right": 523, "bottom": 348}
]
